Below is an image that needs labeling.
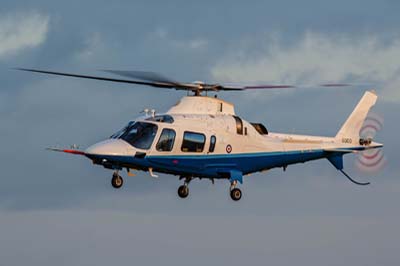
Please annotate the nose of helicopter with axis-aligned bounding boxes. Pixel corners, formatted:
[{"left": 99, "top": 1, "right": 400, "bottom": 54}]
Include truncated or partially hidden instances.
[{"left": 85, "top": 139, "right": 133, "bottom": 156}]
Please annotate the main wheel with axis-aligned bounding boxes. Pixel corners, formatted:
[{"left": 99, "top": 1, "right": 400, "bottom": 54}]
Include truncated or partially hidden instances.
[
  {"left": 177, "top": 185, "right": 189, "bottom": 198},
  {"left": 111, "top": 174, "right": 124, "bottom": 189},
  {"left": 230, "top": 188, "right": 242, "bottom": 201}
]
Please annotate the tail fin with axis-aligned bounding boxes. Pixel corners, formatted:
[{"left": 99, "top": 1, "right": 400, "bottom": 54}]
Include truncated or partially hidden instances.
[{"left": 335, "top": 91, "right": 377, "bottom": 144}]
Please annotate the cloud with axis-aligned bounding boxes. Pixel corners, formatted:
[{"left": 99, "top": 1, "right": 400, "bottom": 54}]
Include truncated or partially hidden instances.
[
  {"left": 77, "top": 32, "right": 102, "bottom": 58},
  {"left": 151, "top": 27, "right": 208, "bottom": 50},
  {"left": 211, "top": 32, "right": 400, "bottom": 102},
  {"left": 74, "top": 32, "right": 107, "bottom": 62},
  {"left": 0, "top": 11, "right": 49, "bottom": 59}
]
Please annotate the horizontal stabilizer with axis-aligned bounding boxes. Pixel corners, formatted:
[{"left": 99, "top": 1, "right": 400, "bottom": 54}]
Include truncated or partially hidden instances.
[
  {"left": 324, "top": 148, "right": 357, "bottom": 154},
  {"left": 324, "top": 143, "right": 383, "bottom": 154}
]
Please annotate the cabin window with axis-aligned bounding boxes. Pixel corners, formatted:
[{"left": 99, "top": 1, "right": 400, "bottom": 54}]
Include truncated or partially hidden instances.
[
  {"left": 244, "top": 127, "right": 248, "bottom": 135},
  {"left": 251, "top": 123, "right": 268, "bottom": 135},
  {"left": 181, "top": 131, "right": 205, "bottom": 152},
  {"left": 156, "top": 128, "right": 176, "bottom": 152},
  {"left": 233, "top": 116, "right": 243, "bottom": 135},
  {"left": 209, "top": 135, "right": 216, "bottom": 152}
]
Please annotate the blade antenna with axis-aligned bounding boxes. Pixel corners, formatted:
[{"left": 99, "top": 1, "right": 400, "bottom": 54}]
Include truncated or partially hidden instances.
[{"left": 339, "top": 169, "right": 370, "bottom": 186}]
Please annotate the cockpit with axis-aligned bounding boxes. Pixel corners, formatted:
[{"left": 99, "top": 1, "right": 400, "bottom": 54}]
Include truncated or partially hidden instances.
[{"left": 111, "top": 121, "right": 158, "bottom": 150}]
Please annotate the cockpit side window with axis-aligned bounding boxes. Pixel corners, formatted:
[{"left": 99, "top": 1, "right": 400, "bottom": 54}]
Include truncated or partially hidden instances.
[
  {"left": 119, "top": 122, "right": 158, "bottom": 150},
  {"left": 209, "top": 135, "right": 216, "bottom": 153},
  {"left": 156, "top": 128, "right": 176, "bottom": 152},
  {"left": 181, "top": 131, "right": 205, "bottom": 152}
]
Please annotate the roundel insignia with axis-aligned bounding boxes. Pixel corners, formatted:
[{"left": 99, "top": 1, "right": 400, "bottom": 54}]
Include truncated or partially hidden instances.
[{"left": 226, "top": 144, "right": 232, "bottom": 153}]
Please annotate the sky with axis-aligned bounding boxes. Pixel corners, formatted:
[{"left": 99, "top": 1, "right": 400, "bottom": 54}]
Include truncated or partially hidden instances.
[{"left": 0, "top": 0, "right": 399, "bottom": 265}]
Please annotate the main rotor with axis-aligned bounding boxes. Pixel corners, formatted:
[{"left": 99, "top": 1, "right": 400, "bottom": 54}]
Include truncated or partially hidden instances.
[{"left": 16, "top": 68, "right": 350, "bottom": 96}]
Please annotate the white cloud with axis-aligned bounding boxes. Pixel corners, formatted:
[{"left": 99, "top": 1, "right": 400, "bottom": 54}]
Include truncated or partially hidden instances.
[
  {"left": 151, "top": 27, "right": 208, "bottom": 50},
  {"left": 75, "top": 32, "right": 103, "bottom": 60},
  {"left": 211, "top": 32, "right": 400, "bottom": 102},
  {"left": 187, "top": 38, "right": 208, "bottom": 49},
  {"left": 0, "top": 11, "right": 49, "bottom": 59}
]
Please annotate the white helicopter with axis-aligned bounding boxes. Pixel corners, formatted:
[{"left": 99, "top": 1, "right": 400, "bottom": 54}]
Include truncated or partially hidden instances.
[{"left": 18, "top": 68, "right": 383, "bottom": 201}]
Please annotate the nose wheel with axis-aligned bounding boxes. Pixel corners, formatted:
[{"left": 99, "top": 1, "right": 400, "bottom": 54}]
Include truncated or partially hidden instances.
[
  {"left": 111, "top": 172, "right": 124, "bottom": 189},
  {"left": 177, "top": 177, "right": 191, "bottom": 199}
]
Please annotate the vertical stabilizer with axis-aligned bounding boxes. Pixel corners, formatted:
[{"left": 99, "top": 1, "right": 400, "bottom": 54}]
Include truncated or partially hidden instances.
[{"left": 335, "top": 91, "right": 377, "bottom": 144}]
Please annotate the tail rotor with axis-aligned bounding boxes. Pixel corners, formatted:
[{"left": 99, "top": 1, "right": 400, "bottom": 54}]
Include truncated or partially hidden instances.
[{"left": 355, "top": 112, "right": 387, "bottom": 173}]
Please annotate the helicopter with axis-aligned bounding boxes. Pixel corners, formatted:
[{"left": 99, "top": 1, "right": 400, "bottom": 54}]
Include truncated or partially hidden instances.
[{"left": 18, "top": 68, "right": 383, "bottom": 201}]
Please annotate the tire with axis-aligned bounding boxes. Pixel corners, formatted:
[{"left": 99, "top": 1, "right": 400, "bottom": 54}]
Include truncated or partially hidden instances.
[
  {"left": 111, "top": 175, "right": 124, "bottom": 189},
  {"left": 230, "top": 188, "right": 242, "bottom": 201},
  {"left": 177, "top": 185, "right": 189, "bottom": 198}
]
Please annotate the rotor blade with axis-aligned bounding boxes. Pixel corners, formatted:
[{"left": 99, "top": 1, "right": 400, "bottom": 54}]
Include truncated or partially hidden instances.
[
  {"left": 101, "top": 70, "right": 178, "bottom": 84},
  {"left": 220, "top": 83, "right": 350, "bottom": 90},
  {"left": 17, "top": 68, "right": 352, "bottom": 93},
  {"left": 16, "top": 68, "right": 179, "bottom": 89},
  {"left": 243, "top": 85, "right": 295, "bottom": 89},
  {"left": 101, "top": 70, "right": 201, "bottom": 90},
  {"left": 319, "top": 83, "right": 351, "bottom": 87},
  {"left": 216, "top": 84, "right": 295, "bottom": 90}
]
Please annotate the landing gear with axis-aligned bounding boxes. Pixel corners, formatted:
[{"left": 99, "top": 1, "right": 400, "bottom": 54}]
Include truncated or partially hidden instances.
[
  {"left": 175, "top": 176, "right": 243, "bottom": 200},
  {"left": 177, "top": 185, "right": 189, "bottom": 198},
  {"left": 229, "top": 180, "right": 242, "bottom": 201},
  {"left": 177, "top": 177, "right": 191, "bottom": 199},
  {"left": 230, "top": 188, "right": 242, "bottom": 201},
  {"left": 111, "top": 172, "right": 124, "bottom": 189}
]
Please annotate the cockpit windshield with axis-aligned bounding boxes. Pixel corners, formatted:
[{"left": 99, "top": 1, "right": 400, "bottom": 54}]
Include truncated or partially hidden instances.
[
  {"left": 111, "top": 121, "right": 158, "bottom": 150},
  {"left": 110, "top": 121, "right": 135, "bottom": 139}
]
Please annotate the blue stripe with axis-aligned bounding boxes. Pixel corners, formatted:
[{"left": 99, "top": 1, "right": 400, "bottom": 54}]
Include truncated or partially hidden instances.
[
  {"left": 146, "top": 149, "right": 327, "bottom": 177},
  {"left": 147, "top": 149, "right": 325, "bottom": 159},
  {"left": 88, "top": 148, "right": 362, "bottom": 178}
]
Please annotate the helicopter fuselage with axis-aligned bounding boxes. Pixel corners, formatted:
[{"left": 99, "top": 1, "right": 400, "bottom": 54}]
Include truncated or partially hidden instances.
[{"left": 83, "top": 95, "right": 381, "bottom": 183}]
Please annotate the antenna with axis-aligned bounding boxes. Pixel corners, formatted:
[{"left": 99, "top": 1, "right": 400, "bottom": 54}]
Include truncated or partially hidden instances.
[
  {"left": 140, "top": 108, "right": 156, "bottom": 117},
  {"left": 141, "top": 108, "right": 150, "bottom": 116}
]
